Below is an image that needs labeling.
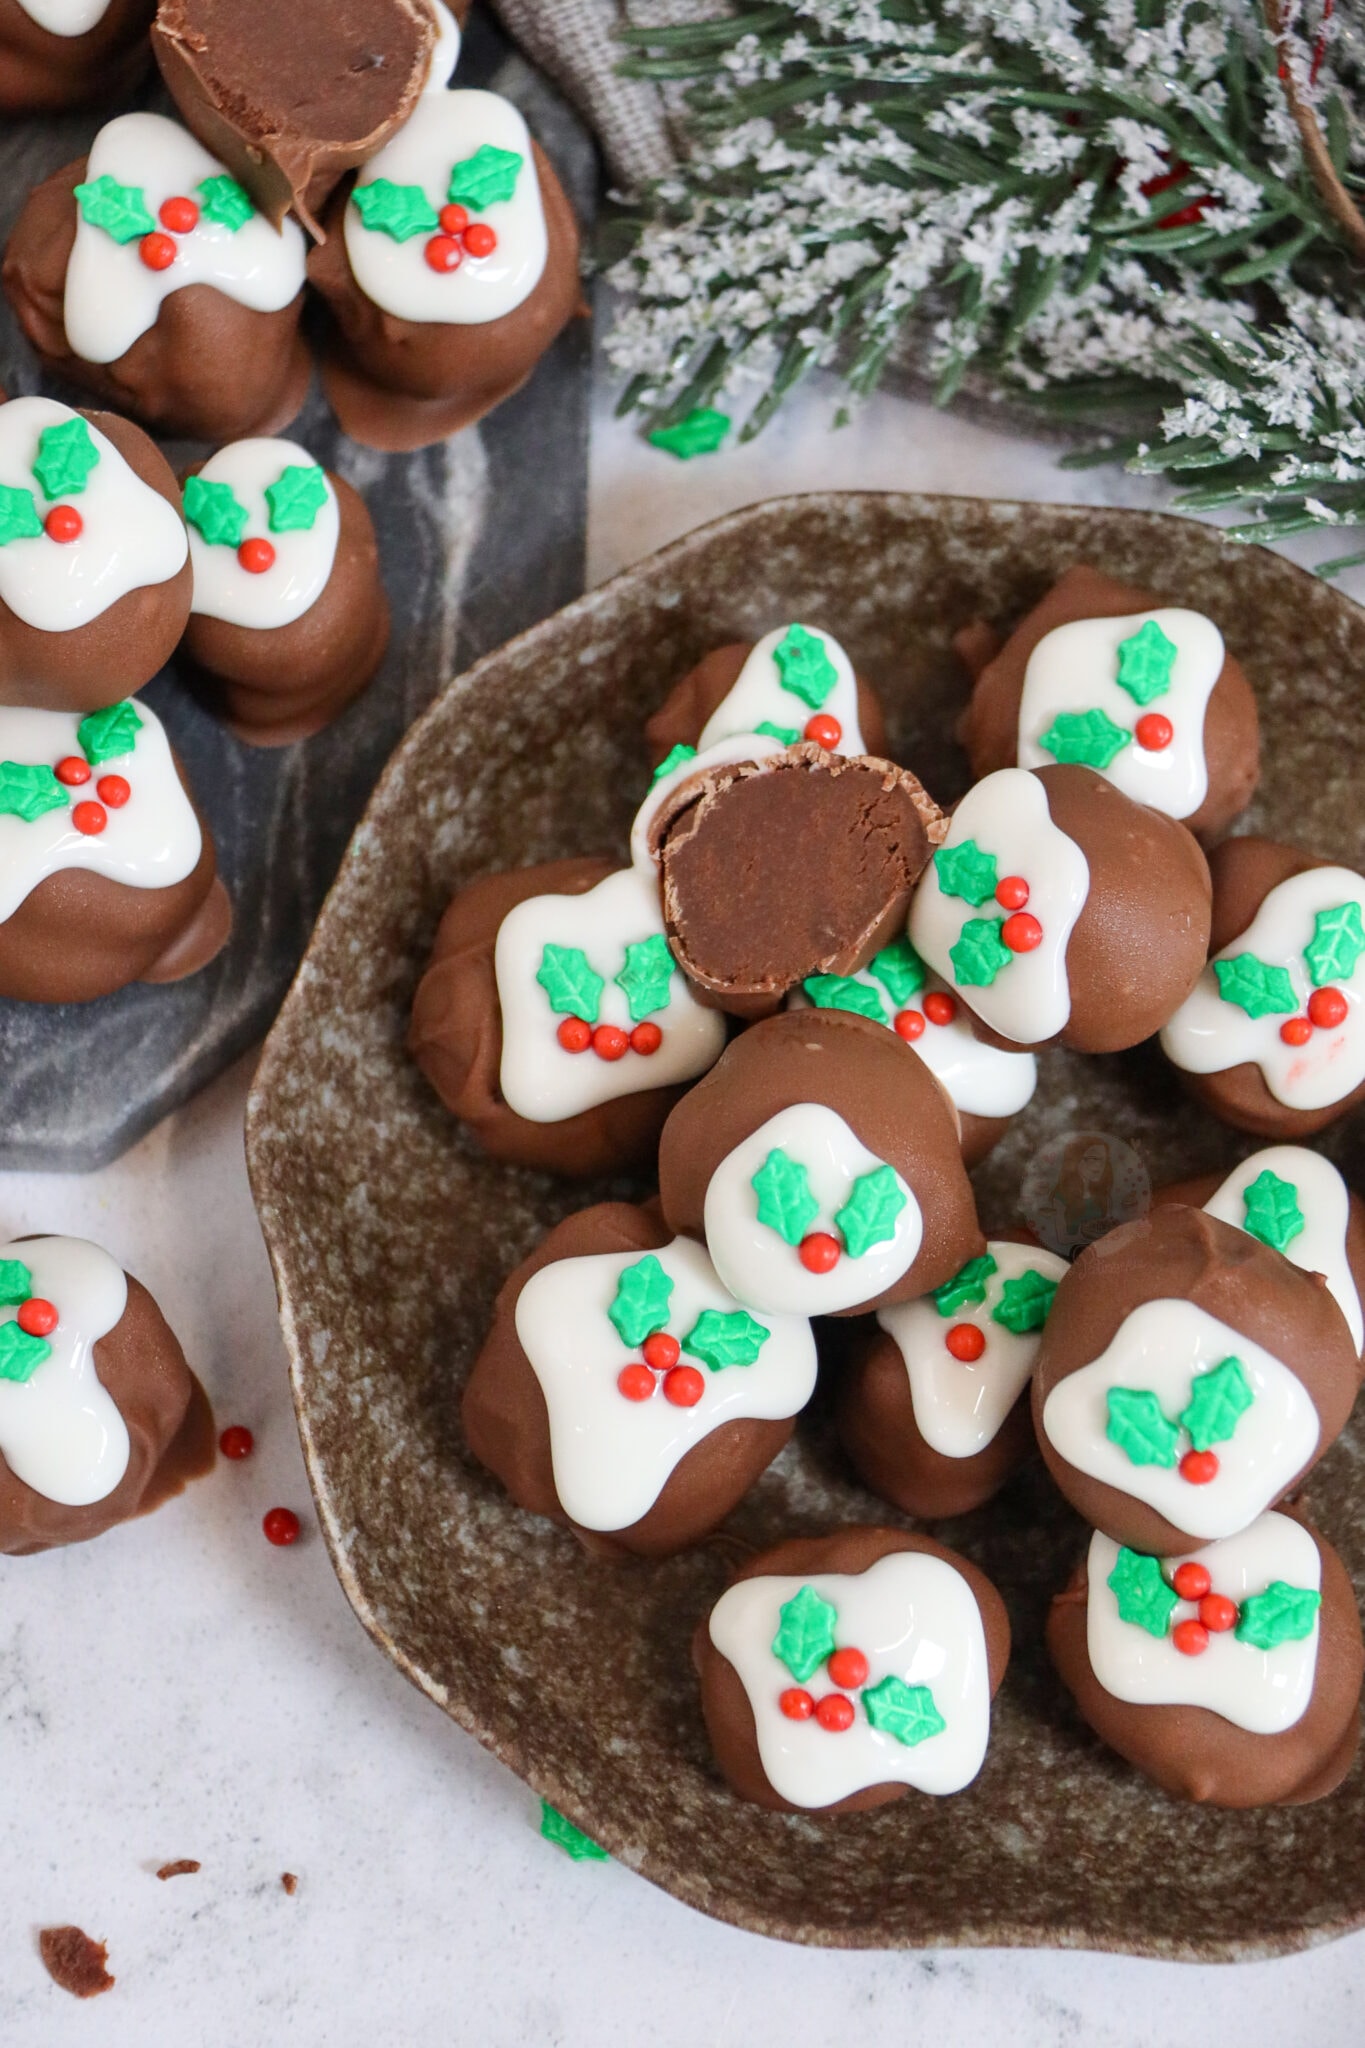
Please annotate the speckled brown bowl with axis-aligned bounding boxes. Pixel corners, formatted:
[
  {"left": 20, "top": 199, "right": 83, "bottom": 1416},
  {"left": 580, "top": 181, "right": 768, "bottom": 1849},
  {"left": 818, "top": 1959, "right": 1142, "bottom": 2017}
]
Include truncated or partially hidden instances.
[{"left": 246, "top": 492, "right": 1365, "bottom": 1957}]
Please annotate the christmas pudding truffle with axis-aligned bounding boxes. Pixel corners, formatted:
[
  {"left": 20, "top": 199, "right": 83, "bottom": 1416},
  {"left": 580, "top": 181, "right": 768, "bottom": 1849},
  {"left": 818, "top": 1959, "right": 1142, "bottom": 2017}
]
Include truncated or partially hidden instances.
[
  {"left": 658, "top": 1009, "right": 982, "bottom": 1319},
  {"left": 0, "top": 696, "right": 229, "bottom": 1001},
  {"left": 0, "top": 1235, "right": 214, "bottom": 1555},
  {"left": 1032, "top": 1204, "right": 1358, "bottom": 1557},
  {"left": 3, "top": 110, "right": 309, "bottom": 442},
  {"left": 908, "top": 764, "right": 1210, "bottom": 1053},
  {"left": 839, "top": 1239, "right": 1069, "bottom": 1519},
  {"left": 1160, "top": 836, "right": 1365, "bottom": 1139},
  {"left": 181, "top": 438, "right": 388, "bottom": 745},
  {"left": 463, "top": 1201, "right": 817, "bottom": 1560},
  {"left": 1048, "top": 1510, "right": 1362, "bottom": 1806},
  {"left": 409, "top": 856, "right": 727, "bottom": 1177},
  {"left": 695, "top": 1526, "right": 1010, "bottom": 1813},
  {"left": 956, "top": 565, "right": 1259, "bottom": 843},
  {"left": 644, "top": 624, "right": 889, "bottom": 768},
  {"left": 0, "top": 0, "right": 152, "bottom": 113},
  {"left": 0, "top": 395, "right": 189, "bottom": 711}
]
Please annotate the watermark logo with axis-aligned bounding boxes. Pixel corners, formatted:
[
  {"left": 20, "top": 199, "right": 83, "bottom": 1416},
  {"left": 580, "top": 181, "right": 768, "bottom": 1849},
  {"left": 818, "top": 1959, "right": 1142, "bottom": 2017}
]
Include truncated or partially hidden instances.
[{"left": 1019, "top": 1130, "right": 1151, "bottom": 1259}]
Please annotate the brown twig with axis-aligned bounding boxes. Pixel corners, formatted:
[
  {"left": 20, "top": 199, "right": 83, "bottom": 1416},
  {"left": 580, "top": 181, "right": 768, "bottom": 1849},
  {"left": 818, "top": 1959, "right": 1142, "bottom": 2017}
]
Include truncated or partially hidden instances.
[{"left": 1263, "top": 0, "right": 1365, "bottom": 261}]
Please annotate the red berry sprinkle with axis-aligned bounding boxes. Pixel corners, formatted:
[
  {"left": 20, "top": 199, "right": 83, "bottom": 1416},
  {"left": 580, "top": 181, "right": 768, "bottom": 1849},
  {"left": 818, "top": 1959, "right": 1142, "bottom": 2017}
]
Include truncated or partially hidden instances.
[
  {"left": 827, "top": 1647, "right": 869, "bottom": 1690},
  {"left": 630, "top": 1021, "right": 663, "bottom": 1056},
  {"left": 642, "top": 1331, "right": 680, "bottom": 1372},
  {"left": 617, "top": 1362, "right": 656, "bottom": 1402},
  {"left": 463, "top": 221, "right": 498, "bottom": 258},
  {"left": 1308, "top": 987, "right": 1348, "bottom": 1030},
  {"left": 592, "top": 1023, "right": 629, "bottom": 1062},
  {"left": 1179, "top": 1448, "right": 1220, "bottom": 1485},
  {"left": 798, "top": 1232, "right": 841, "bottom": 1275},
  {"left": 44, "top": 505, "right": 83, "bottom": 543},
  {"left": 17, "top": 1297, "right": 57, "bottom": 1337},
  {"left": 159, "top": 194, "right": 199, "bottom": 234},
  {"left": 1136, "top": 712, "right": 1174, "bottom": 751},
  {"left": 994, "top": 875, "right": 1030, "bottom": 911},
  {"left": 662, "top": 1364, "right": 705, "bottom": 1408},
  {"left": 262, "top": 1507, "right": 300, "bottom": 1546},
  {"left": 1001, "top": 911, "right": 1043, "bottom": 953},
  {"left": 238, "top": 537, "right": 276, "bottom": 575},
  {"left": 439, "top": 203, "right": 470, "bottom": 234},
  {"left": 218, "top": 1424, "right": 254, "bottom": 1459},
  {"left": 893, "top": 1008, "right": 925, "bottom": 1042},
  {"left": 55, "top": 756, "right": 90, "bottom": 786},
  {"left": 923, "top": 991, "right": 958, "bottom": 1027},
  {"left": 815, "top": 1694, "right": 855, "bottom": 1732},
  {"left": 1172, "top": 1561, "right": 1211, "bottom": 1602},
  {"left": 557, "top": 1016, "right": 591, "bottom": 1053},
  {"left": 1280, "top": 1016, "right": 1313, "bottom": 1047},
  {"left": 804, "top": 714, "right": 842, "bottom": 749},
  {"left": 780, "top": 1687, "right": 815, "bottom": 1720},
  {"left": 140, "top": 230, "right": 176, "bottom": 271},
  {"left": 1173, "top": 1618, "right": 1210, "bottom": 1657},
  {"left": 1200, "top": 1593, "right": 1238, "bottom": 1633},
  {"left": 72, "top": 800, "right": 106, "bottom": 836},
  {"left": 96, "top": 774, "right": 130, "bottom": 809},
  {"left": 424, "top": 233, "right": 464, "bottom": 274},
  {"left": 945, "top": 1322, "right": 986, "bottom": 1362}
]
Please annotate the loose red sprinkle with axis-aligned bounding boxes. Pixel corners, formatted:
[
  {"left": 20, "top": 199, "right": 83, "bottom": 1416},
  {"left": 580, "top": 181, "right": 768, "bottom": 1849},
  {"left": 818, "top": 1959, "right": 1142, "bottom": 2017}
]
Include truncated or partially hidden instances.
[
  {"left": 1136, "top": 712, "right": 1174, "bottom": 751},
  {"left": 1172, "top": 1561, "right": 1211, "bottom": 1602},
  {"left": 1199, "top": 1593, "right": 1238, "bottom": 1633},
  {"left": 1280, "top": 1016, "right": 1313, "bottom": 1047},
  {"left": 1180, "top": 1448, "right": 1220, "bottom": 1485},
  {"left": 218, "top": 1424, "right": 254, "bottom": 1459},
  {"left": 1002, "top": 911, "right": 1043, "bottom": 953},
  {"left": 804, "top": 714, "right": 842, "bottom": 749},
  {"left": 463, "top": 221, "right": 497, "bottom": 258},
  {"left": 592, "top": 1024, "right": 629, "bottom": 1062},
  {"left": 140, "top": 230, "right": 176, "bottom": 271},
  {"left": 662, "top": 1364, "right": 704, "bottom": 1408},
  {"left": 642, "top": 1331, "right": 680, "bottom": 1372},
  {"left": 780, "top": 1687, "right": 815, "bottom": 1720},
  {"left": 827, "top": 1647, "right": 869, "bottom": 1690},
  {"left": 17, "top": 1297, "right": 57, "bottom": 1336},
  {"left": 995, "top": 874, "right": 1030, "bottom": 911},
  {"left": 1309, "top": 987, "right": 1348, "bottom": 1030},
  {"left": 55, "top": 756, "right": 90, "bottom": 786},
  {"left": 1173, "top": 1618, "right": 1210, "bottom": 1657},
  {"left": 72, "top": 800, "right": 106, "bottom": 836},
  {"left": 439, "top": 203, "right": 470, "bottom": 234},
  {"left": 44, "top": 505, "right": 82, "bottom": 543},
  {"left": 630, "top": 1021, "right": 663, "bottom": 1056},
  {"left": 923, "top": 991, "right": 958, "bottom": 1027},
  {"left": 945, "top": 1322, "right": 986, "bottom": 1362},
  {"left": 798, "top": 1232, "right": 841, "bottom": 1274},
  {"left": 617, "top": 1362, "right": 656, "bottom": 1402},
  {"left": 815, "top": 1694, "right": 855, "bottom": 1732},
  {"left": 159, "top": 194, "right": 199, "bottom": 234},
  {"left": 893, "top": 1008, "right": 925, "bottom": 1041},
  {"left": 424, "top": 233, "right": 464, "bottom": 273},
  {"left": 262, "top": 1507, "right": 300, "bottom": 1546},
  {"left": 96, "top": 774, "right": 130, "bottom": 808},
  {"left": 238, "top": 537, "right": 276, "bottom": 575},
  {"left": 557, "top": 1016, "right": 591, "bottom": 1053}
]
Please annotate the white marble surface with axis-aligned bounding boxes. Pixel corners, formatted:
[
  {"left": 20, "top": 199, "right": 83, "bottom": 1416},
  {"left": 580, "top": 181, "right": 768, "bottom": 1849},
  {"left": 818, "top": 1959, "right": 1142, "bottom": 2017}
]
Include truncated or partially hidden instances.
[{"left": 1, "top": 352, "right": 1363, "bottom": 2045}]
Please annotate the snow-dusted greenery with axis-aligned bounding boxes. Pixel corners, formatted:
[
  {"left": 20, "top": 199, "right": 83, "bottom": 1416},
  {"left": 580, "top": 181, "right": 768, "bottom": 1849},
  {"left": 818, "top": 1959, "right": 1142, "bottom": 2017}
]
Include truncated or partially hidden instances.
[{"left": 608, "top": 0, "right": 1365, "bottom": 560}]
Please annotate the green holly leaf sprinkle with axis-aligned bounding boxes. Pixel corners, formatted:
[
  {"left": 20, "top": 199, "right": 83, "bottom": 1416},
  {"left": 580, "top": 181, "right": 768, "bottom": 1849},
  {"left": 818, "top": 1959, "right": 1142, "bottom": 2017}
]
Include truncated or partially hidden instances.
[
  {"left": 754, "top": 720, "right": 802, "bottom": 747},
  {"left": 73, "top": 174, "right": 155, "bottom": 243},
  {"left": 933, "top": 1252, "right": 998, "bottom": 1316},
  {"left": 351, "top": 177, "right": 440, "bottom": 240},
  {"left": 0, "top": 1259, "right": 34, "bottom": 1305},
  {"left": 771, "top": 1584, "right": 838, "bottom": 1683},
  {"left": 0, "top": 485, "right": 42, "bottom": 546},
  {"left": 31, "top": 416, "right": 99, "bottom": 500},
  {"left": 950, "top": 916, "right": 1013, "bottom": 988},
  {"left": 868, "top": 935, "right": 927, "bottom": 1005},
  {"left": 1039, "top": 707, "right": 1133, "bottom": 770},
  {"left": 607, "top": 1254, "right": 674, "bottom": 1348},
  {"left": 647, "top": 408, "right": 730, "bottom": 459},
  {"left": 265, "top": 463, "right": 329, "bottom": 534},
  {"left": 772, "top": 625, "right": 838, "bottom": 710},
  {"left": 197, "top": 172, "right": 254, "bottom": 230},
  {"left": 1106, "top": 1387, "right": 1180, "bottom": 1468},
  {"left": 991, "top": 1268, "right": 1059, "bottom": 1334},
  {"left": 0, "top": 761, "right": 67, "bottom": 822},
  {"left": 835, "top": 1164, "right": 907, "bottom": 1259},
  {"left": 651, "top": 742, "right": 696, "bottom": 783},
  {"left": 0, "top": 1322, "right": 50, "bottom": 1384},
  {"left": 183, "top": 474, "right": 249, "bottom": 549},
  {"left": 78, "top": 699, "right": 142, "bottom": 767},
  {"left": 1114, "top": 619, "right": 1178, "bottom": 705},
  {"left": 1107, "top": 1546, "right": 1180, "bottom": 1638},
  {"left": 752, "top": 1148, "right": 818, "bottom": 1246},
  {"left": 1213, "top": 953, "right": 1298, "bottom": 1019},
  {"left": 933, "top": 839, "right": 999, "bottom": 906},
  {"left": 1304, "top": 900, "right": 1365, "bottom": 988},
  {"left": 1179, "top": 1355, "right": 1253, "bottom": 1452},
  {"left": 1235, "top": 1580, "right": 1322, "bottom": 1651},
  {"left": 1241, "top": 1170, "right": 1305, "bottom": 1253},
  {"left": 802, "top": 973, "right": 887, "bottom": 1024},
  {"left": 681, "top": 1308, "right": 769, "bottom": 1371},
  {"left": 448, "top": 144, "right": 524, "bottom": 209},
  {"left": 862, "top": 1675, "right": 946, "bottom": 1747},
  {"left": 536, "top": 944, "right": 603, "bottom": 1024},
  {"left": 539, "top": 1800, "right": 608, "bottom": 1861},
  {"left": 615, "top": 934, "right": 674, "bottom": 1022}
]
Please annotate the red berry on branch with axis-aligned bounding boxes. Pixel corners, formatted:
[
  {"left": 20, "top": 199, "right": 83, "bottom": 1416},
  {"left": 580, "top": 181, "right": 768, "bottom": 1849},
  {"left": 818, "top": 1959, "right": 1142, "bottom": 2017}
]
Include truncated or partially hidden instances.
[
  {"left": 159, "top": 194, "right": 199, "bottom": 233},
  {"left": 72, "top": 800, "right": 106, "bottom": 836},
  {"left": 44, "top": 505, "right": 82, "bottom": 543},
  {"left": 1140, "top": 159, "right": 1192, "bottom": 198},
  {"left": 591, "top": 1023, "right": 629, "bottom": 1061},
  {"left": 827, "top": 1647, "right": 869, "bottom": 1690},
  {"left": 140, "top": 231, "right": 176, "bottom": 271},
  {"left": 994, "top": 875, "right": 1030, "bottom": 911},
  {"left": 55, "top": 756, "right": 90, "bottom": 786},
  {"left": 893, "top": 1008, "right": 925, "bottom": 1041},
  {"left": 1173, "top": 1618, "right": 1209, "bottom": 1656},
  {"left": 1172, "top": 1561, "right": 1211, "bottom": 1602},
  {"left": 556, "top": 1016, "right": 591, "bottom": 1053},
  {"left": 1308, "top": 987, "right": 1348, "bottom": 1030},
  {"left": 798, "top": 1232, "right": 841, "bottom": 1274},
  {"left": 238, "top": 537, "right": 276, "bottom": 575},
  {"left": 439, "top": 203, "right": 470, "bottom": 234},
  {"left": 1157, "top": 201, "right": 1209, "bottom": 229},
  {"left": 1280, "top": 1017, "right": 1313, "bottom": 1046},
  {"left": 630, "top": 1021, "right": 663, "bottom": 1056},
  {"left": 780, "top": 1687, "right": 815, "bottom": 1720},
  {"left": 663, "top": 1364, "right": 704, "bottom": 1407},
  {"left": 804, "top": 714, "right": 841, "bottom": 749},
  {"left": 463, "top": 221, "right": 498, "bottom": 258},
  {"left": 1136, "top": 712, "right": 1174, "bottom": 750},
  {"left": 97, "top": 775, "right": 130, "bottom": 809},
  {"left": 642, "top": 1331, "right": 680, "bottom": 1372},
  {"left": 815, "top": 1694, "right": 855, "bottom": 1732},
  {"left": 923, "top": 991, "right": 957, "bottom": 1026},
  {"left": 262, "top": 1506, "right": 300, "bottom": 1546},
  {"left": 219, "top": 1424, "right": 254, "bottom": 1459},
  {"left": 17, "top": 1298, "right": 57, "bottom": 1336},
  {"left": 1179, "top": 1448, "right": 1219, "bottom": 1485},
  {"left": 617, "top": 1362, "right": 656, "bottom": 1402},
  {"left": 424, "top": 233, "right": 464, "bottom": 273},
  {"left": 945, "top": 1322, "right": 986, "bottom": 1362},
  {"left": 1199, "top": 1593, "right": 1238, "bottom": 1633},
  {"left": 1002, "top": 911, "right": 1043, "bottom": 953}
]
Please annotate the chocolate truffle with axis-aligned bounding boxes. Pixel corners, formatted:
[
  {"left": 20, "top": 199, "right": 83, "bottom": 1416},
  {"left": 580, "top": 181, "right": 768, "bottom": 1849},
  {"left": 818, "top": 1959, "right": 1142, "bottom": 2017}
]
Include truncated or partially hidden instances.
[
  {"left": 180, "top": 437, "right": 389, "bottom": 745},
  {"left": 955, "top": 564, "right": 1259, "bottom": 843},
  {"left": 657, "top": 1008, "right": 983, "bottom": 1320},
  {"left": 3, "top": 111, "right": 310, "bottom": 443},
  {"left": 0, "top": 395, "right": 190, "bottom": 712},
  {"left": 908, "top": 763, "right": 1211, "bottom": 1053},
  {"left": 0, "top": 1234, "right": 214, "bottom": 1554},
  {"left": 644, "top": 624, "right": 890, "bottom": 767},
  {"left": 695, "top": 1525, "right": 1010, "bottom": 1813},
  {"left": 0, "top": 695, "right": 230, "bottom": 1002},
  {"left": 1047, "top": 1509, "right": 1362, "bottom": 1807},
  {"left": 408, "top": 856, "right": 727, "bottom": 1177},
  {"left": 463, "top": 1200, "right": 817, "bottom": 1560},
  {"left": 0, "top": 0, "right": 151, "bottom": 112},
  {"left": 1032, "top": 1204, "right": 1358, "bottom": 1555},
  {"left": 839, "top": 1237, "right": 1069, "bottom": 1519},
  {"left": 1160, "top": 835, "right": 1365, "bottom": 1139}
]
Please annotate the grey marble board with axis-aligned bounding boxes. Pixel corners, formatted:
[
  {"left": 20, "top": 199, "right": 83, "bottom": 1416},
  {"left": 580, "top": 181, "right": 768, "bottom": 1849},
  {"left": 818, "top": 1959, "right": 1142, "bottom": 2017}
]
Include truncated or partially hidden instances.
[{"left": 0, "top": 9, "right": 596, "bottom": 1170}]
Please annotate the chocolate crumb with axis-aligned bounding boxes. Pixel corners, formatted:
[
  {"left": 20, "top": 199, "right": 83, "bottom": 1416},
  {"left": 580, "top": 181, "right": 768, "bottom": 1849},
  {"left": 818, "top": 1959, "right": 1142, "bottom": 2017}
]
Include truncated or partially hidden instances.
[
  {"left": 39, "top": 1926, "right": 114, "bottom": 1999},
  {"left": 280, "top": 1872, "right": 298, "bottom": 1896},
  {"left": 155, "top": 1860, "right": 201, "bottom": 1881}
]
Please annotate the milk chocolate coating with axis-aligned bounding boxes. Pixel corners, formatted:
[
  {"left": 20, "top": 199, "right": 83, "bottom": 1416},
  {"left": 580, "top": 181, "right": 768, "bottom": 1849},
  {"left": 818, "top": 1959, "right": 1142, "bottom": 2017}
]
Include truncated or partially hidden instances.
[
  {"left": 1047, "top": 1508, "right": 1363, "bottom": 1807},
  {"left": 2, "top": 157, "right": 310, "bottom": 443},
  {"left": 153, "top": 0, "right": 442, "bottom": 239},
  {"left": 693, "top": 1525, "right": 1011, "bottom": 1813},
  {"left": 658, "top": 1009, "right": 983, "bottom": 1318},
  {"left": 1031, "top": 1204, "right": 1359, "bottom": 1553},
  {"left": 306, "top": 139, "right": 582, "bottom": 451},
  {"left": 0, "top": 1256, "right": 215, "bottom": 1554},
  {"left": 0, "top": 0, "right": 151, "bottom": 111},
  {"left": 657, "top": 744, "right": 947, "bottom": 1019},
  {"left": 0, "top": 407, "right": 192, "bottom": 713},
  {"left": 463, "top": 1199, "right": 795, "bottom": 1561},
  {"left": 179, "top": 462, "right": 389, "bottom": 745},
  {"left": 408, "top": 857, "right": 711, "bottom": 1177},
  {"left": 955, "top": 563, "right": 1260, "bottom": 843},
  {"left": 1172, "top": 835, "right": 1365, "bottom": 1139},
  {"left": 644, "top": 642, "right": 891, "bottom": 766}
]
